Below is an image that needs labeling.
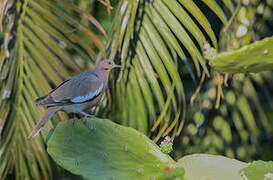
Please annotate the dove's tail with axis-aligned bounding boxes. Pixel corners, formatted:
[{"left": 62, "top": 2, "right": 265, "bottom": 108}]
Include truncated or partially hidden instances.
[{"left": 28, "top": 106, "right": 61, "bottom": 138}]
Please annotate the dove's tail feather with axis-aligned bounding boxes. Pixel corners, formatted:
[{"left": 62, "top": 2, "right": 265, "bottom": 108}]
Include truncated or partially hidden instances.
[
  {"left": 35, "top": 94, "right": 53, "bottom": 106},
  {"left": 28, "top": 106, "right": 61, "bottom": 138}
]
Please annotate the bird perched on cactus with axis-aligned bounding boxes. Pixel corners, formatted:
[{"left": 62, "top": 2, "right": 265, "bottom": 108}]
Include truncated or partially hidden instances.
[{"left": 28, "top": 59, "right": 121, "bottom": 138}]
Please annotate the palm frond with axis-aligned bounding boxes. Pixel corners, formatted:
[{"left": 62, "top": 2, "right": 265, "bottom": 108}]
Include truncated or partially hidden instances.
[
  {"left": 0, "top": 0, "right": 105, "bottom": 178},
  {"left": 107, "top": 0, "right": 230, "bottom": 140},
  {"left": 176, "top": 0, "right": 273, "bottom": 161},
  {"left": 178, "top": 72, "right": 273, "bottom": 161}
]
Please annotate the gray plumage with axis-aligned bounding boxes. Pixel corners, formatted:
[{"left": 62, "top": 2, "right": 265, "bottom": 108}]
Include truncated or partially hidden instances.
[
  {"left": 35, "top": 71, "right": 105, "bottom": 111},
  {"left": 29, "top": 59, "right": 120, "bottom": 138}
]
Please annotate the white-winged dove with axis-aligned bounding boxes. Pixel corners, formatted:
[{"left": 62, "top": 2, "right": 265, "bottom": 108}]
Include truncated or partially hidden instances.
[{"left": 28, "top": 59, "right": 120, "bottom": 138}]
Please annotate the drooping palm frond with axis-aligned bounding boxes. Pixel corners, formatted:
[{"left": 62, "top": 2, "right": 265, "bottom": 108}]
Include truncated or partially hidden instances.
[
  {"left": 176, "top": 0, "right": 273, "bottom": 161},
  {"left": 0, "top": 0, "right": 106, "bottom": 178},
  {"left": 107, "top": 0, "right": 231, "bottom": 141},
  {"left": 178, "top": 71, "right": 273, "bottom": 161}
]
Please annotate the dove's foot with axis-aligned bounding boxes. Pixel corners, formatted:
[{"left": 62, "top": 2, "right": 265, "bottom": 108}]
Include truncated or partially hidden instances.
[
  {"left": 80, "top": 111, "right": 96, "bottom": 123},
  {"left": 71, "top": 117, "right": 77, "bottom": 125},
  {"left": 70, "top": 113, "right": 79, "bottom": 125}
]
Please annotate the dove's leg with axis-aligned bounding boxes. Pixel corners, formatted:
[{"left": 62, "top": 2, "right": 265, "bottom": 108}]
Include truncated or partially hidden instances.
[
  {"left": 71, "top": 113, "right": 78, "bottom": 125},
  {"left": 80, "top": 111, "right": 95, "bottom": 117},
  {"left": 80, "top": 111, "right": 96, "bottom": 122}
]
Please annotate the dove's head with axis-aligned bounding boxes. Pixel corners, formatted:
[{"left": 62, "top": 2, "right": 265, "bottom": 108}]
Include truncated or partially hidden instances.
[{"left": 97, "top": 59, "right": 121, "bottom": 72}]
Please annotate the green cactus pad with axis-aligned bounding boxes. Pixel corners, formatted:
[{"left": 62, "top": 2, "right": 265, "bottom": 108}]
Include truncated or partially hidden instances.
[
  {"left": 47, "top": 118, "right": 179, "bottom": 180},
  {"left": 241, "top": 160, "right": 273, "bottom": 180},
  {"left": 178, "top": 154, "right": 248, "bottom": 180},
  {"left": 211, "top": 36, "right": 273, "bottom": 73}
]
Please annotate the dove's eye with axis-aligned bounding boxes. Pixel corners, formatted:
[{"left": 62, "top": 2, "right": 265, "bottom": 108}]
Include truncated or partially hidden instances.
[{"left": 108, "top": 62, "right": 112, "bottom": 65}]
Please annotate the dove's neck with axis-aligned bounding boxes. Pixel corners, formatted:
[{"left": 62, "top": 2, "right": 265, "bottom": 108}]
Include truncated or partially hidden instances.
[{"left": 92, "top": 68, "right": 110, "bottom": 83}]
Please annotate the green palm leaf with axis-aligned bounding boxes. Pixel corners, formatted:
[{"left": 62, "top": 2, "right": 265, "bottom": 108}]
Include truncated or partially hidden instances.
[
  {"left": 108, "top": 0, "right": 229, "bottom": 140},
  {"left": 179, "top": 72, "right": 273, "bottom": 161},
  {"left": 0, "top": 0, "right": 105, "bottom": 178},
  {"left": 178, "top": 0, "right": 273, "bottom": 161}
]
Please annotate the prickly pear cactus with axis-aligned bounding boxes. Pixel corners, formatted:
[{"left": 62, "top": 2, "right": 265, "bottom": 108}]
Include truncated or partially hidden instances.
[
  {"left": 47, "top": 118, "right": 272, "bottom": 180},
  {"left": 241, "top": 160, "right": 273, "bottom": 180},
  {"left": 47, "top": 118, "right": 182, "bottom": 180},
  {"left": 178, "top": 154, "right": 247, "bottom": 180},
  {"left": 211, "top": 36, "right": 273, "bottom": 73}
]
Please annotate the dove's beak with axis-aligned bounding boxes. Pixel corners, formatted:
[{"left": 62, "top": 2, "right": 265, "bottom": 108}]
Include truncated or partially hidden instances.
[{"left": 114, "top": 64, "right": 122, "bottom": 68}]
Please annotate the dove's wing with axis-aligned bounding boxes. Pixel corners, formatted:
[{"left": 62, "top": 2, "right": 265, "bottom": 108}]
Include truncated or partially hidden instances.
[{"left": 36, "top": 72, "right": 104, "bottom": 107}]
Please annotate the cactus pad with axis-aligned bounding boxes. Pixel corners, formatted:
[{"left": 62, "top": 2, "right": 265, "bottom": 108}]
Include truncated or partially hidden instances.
[
  {"left": 241, "top": 160, "right": 273, "bottom": 180},
  {"left": 211, "top": 36, "right": 273, "bottom": 73},
  {"left": 47, "top": 118, "right": 180, "bottom": 180},
  {"left": 178, "top": 154, "right": 247, "bottom": 180}
]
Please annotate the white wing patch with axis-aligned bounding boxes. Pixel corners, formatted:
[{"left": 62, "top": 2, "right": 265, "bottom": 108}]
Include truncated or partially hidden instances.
[{"left": 71, "top": 83, "right": 103, "bottom": 103}]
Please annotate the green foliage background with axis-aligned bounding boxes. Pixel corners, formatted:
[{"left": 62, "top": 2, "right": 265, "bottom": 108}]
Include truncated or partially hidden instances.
[{"left": 0, "top": 0, "right": 273, "bottom": 179}]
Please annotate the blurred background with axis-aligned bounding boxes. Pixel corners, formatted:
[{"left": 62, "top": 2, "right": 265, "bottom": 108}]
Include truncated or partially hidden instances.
[{"left": 0, "top": 0, "right": 273, "bottom": 179}]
